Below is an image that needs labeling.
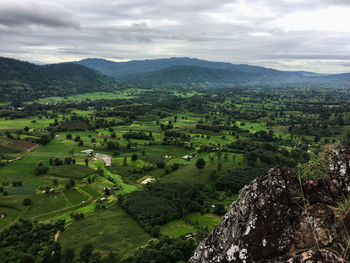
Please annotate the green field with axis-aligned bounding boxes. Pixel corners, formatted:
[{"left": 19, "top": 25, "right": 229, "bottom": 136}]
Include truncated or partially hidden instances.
[
  {"left": 5, "top": 183, "right": 37, "bottom": 195},
  {"left": 160, "top": 213, "right": 221, "bottom": 238},
  {"left": 64, "top": 190, "right": 89, "bottom": 205},
  {"left": 23, "top": 192, "right": 68, "bottom": 218},
  {"left": 80, "top": 185, "right": 101, "bottom": 199},
  {"left": 29, "top": 90, "right": 147, "bottom": 104},
  {"left": 0, "top": 206, "right": 22, "bottom": 228},
  {"left": 48, "top": 164, "right": 96, "bottom": 179},
  {"left": 59, "top": 204, "right": 151, "bottom": 260}
]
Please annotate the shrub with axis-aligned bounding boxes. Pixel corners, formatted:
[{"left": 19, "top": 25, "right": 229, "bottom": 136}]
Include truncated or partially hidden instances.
[{"left": 23, "top": 198, "right": 32, "bottom": 206}]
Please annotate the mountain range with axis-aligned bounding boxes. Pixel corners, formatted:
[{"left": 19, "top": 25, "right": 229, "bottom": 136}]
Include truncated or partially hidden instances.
[
  {"left": 77, "top": 57, "right": 350, "bottom": 85},
  {"left": 1, "top": 56, "right": 350, "bottom": 103}
]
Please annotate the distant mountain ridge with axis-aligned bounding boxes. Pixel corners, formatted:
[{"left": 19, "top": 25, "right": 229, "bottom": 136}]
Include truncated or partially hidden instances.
[
  {"left": 77, "top": 57, "right": 347, "bottom": 85},
  {"left": 1, "top": 56, "right": 350, "bottom": 103},
  {"left": 0, "top": 57, "right": 115, "bottom": 102},
  {"left": 77, "top": 57, "right": 299, "bottom": 77}
]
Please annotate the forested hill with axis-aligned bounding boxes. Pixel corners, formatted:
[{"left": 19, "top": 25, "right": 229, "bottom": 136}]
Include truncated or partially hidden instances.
[
  {"left": 124, "top": 65, "right": 262, "bottom": 84},
  {"left": 77, "top": 57, "right": 350, "bottom": 86},
  {"left": 0, "top": 57, "right": 115, "bottom": 103},
  {"left": 77, "top": 57, "right": 295, "bottom": 78}
]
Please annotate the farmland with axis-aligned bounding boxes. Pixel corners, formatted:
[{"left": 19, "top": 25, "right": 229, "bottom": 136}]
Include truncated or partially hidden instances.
[{"left": 1, "top": 85, "right": 349, "bottom": 262}]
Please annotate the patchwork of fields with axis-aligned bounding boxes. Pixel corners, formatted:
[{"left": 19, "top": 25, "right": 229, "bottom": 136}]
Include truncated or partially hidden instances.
[{"left": 0, "top": 86, "right": 348, "bottom": 262}]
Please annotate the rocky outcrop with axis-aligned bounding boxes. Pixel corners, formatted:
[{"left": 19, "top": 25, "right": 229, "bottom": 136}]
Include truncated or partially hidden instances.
[{"left": 189, "top": 147, "right": 350, "bottom": 263}]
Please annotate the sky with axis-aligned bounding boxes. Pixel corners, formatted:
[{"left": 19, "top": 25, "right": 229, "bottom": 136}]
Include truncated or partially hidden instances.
[{"left": 1, "top": 0, "right": 350, "bottom": 73}]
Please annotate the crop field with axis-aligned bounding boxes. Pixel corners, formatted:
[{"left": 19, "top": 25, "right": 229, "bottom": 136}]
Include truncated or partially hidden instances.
[
  {"left": 0, "top": 206, "right": 21, "bottom": 228},
  {"left": 59, "top": 204, "right": 151, "bottom": 260},
  {"left": 160, "top": 213, "right": 221, "bottom": 238},
  {"left": 6, "top": 183, "right": 37, "bottom": 195},
  {"left": 160, "top": 219, "right": 199, "bottom": 238},
  {"left": 79, "top": 185, "right": 101, "bottom": 199},
  {"left": 48, "top": 164, "right": 96, "bottom": 179},
  {"left": 63, "top": 190, "right": 89, "bottom": 205},
  {"left": 23, "top": 192, "right": 68, "bottom": 218},
  {"left": 29, "top": 90, "right": 147, "bottom": 104}
]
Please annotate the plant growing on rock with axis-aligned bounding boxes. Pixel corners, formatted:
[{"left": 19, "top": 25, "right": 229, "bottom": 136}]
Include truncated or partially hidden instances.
[{"left": 299, "top": 145, "right": 336, "bottom": 179}]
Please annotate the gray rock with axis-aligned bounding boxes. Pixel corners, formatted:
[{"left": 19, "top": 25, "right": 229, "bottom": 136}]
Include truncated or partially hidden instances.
[{"left": 189, "top": 147, "right": 350, "bottom": 263}]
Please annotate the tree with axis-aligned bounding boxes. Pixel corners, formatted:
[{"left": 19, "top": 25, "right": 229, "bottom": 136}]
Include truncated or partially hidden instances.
[
  {"left": 64, "top": 156, "right": 72, "bottom": 165},
  {"left": 232, "top": 154, "right": 236, "bottom": 163},
  {"left": 209, "top": 170, "right": 218, "bottom": 182},
  {"left": 80, "top": 243, "right": 93, "bottom": 263},
  {"left": 34, "top": 161, "right": 49, "bottom": 175},
  {"left": 156, "top": 161, "right": 165, "bottom": 168},
  {"left": 63, "top": 248, "right": 75, "bottom": 263},
  {"left": 217, "top": 162, "right": 222, "bottom": 171},
  {"left": 91, "top": 252, "right": 101, "bottom": 262},
  {"left": 131, "top": 153, "right": 138, "bottom": 161},
  {"left": 107, "top": 141, "right": 119, "bottom": 150},
  {"left": 123, "top": 156, "right": 127, "bottom": 166},
  {"left": 54, "top": 157, "right": 63, "bottom": 166},
  {"left": 105, "top": 252, "right": 117, "bottom": 263},
  {"left": 214, "top": 203, "right": 226, "bottom": 215},
  {"left": 20, "top": 254, "right": 35, "bottom": 263},
  {"left": 69, "top": 179, "right": 75, "bottom": 188},
  {"left": 195, "top": 158, "right": 206, "bottom": 171},
  {"left": 23, "top": 198, "right": 32, "bottom": 206}
]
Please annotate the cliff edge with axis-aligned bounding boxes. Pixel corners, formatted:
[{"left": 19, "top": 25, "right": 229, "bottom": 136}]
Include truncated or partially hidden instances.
[{"left": 189, "top": 147, "right": 350, "bottom": 263}]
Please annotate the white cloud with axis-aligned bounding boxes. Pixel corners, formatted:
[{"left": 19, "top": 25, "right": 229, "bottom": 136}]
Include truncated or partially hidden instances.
[
  {"left": 274, "top": 6, "right": 350, "bottom": 32},
  {"left": 0, "top": 0, "right": 350, "bottom": 73}
]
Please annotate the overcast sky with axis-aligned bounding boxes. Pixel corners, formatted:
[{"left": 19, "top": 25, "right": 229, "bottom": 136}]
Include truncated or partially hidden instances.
[{"left": 1, "top": 0, "right": 350, "bottom": 73}]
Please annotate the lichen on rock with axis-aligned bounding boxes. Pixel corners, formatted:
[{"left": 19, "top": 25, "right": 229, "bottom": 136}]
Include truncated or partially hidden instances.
[{"left": 189, "top": 146, "right": 350, "bottom": 263}]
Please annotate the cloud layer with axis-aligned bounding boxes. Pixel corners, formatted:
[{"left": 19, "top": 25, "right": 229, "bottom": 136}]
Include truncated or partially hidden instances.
[{"left": 1, "top": 0, "right": 350, "bottom": 73}]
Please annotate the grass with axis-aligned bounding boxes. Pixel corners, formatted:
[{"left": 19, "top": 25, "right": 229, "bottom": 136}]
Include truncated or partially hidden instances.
[
  {"left": 80, "top": 185, "right": 101, "bottom": 199},
  {"left": 29, "top": 90, "right": 146, "bottom": 104},
  {"left": 5, "top": 183, "right": 37, "bottom": 195},
  {"left": 186, "top": 213, "right": 221, "bottom": 230},
  {"left": 38, "top": 200, "right": 94, "bottom": 224},
  {"left": 0, "top": 116, "right": 57, "bottom": 131},
  {"left": 94, "top": 160, "right": 139, "bottom": 194},
  {"left": 159, "top": 213, "right": 221, "bottom": 238},
  {"left": 48, "top": 164, "right": 96, "bottom": 179},
  {"left": 0, "top": 206, "right": 22, "bottom": 228},
  {"left": 223, "top": 194, "right": 239, "bottom": 207},
  {"left": 160, "top": 152, "right": 245, "bottom": 185},
  {"left": 160, "top": 219, "right": 199, "bottom": 238},
  {"left": 23, "top": 192, "right": 67, "bottom": 219},
  {"left": 0, "top": 134, "right": 92, "bottom": 187},
  {"left": 63, "top": 190, "right": 89, "bottom": 205},
  {"left": 0, "top": 195, "right": 28, "bottom": 210},
  {"left": 59, "top": 204, "right": 151, "bottom": 260}
]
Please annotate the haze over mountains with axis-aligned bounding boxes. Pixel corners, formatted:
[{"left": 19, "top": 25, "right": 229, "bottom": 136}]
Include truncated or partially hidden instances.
[
  {"left": 77, "top": 57, "right": 349, "bottom": 85},
  {"left": 1, "top": 56, "right": 350, "bottom": 103}
]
